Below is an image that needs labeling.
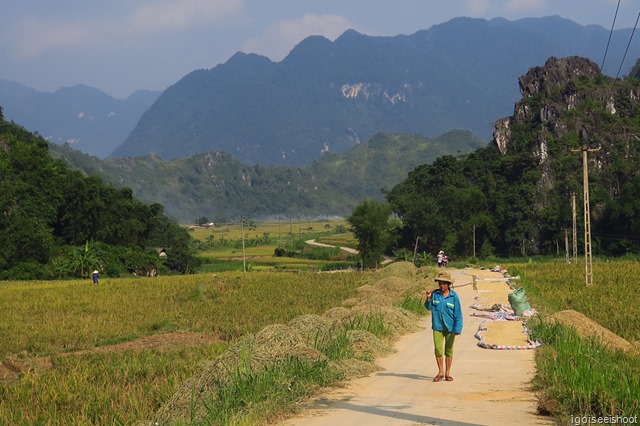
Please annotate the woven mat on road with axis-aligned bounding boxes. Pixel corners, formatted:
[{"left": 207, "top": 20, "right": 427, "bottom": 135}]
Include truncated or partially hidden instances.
[
  {"left": 463, "top": 268, "right": 503, "bottom": 279},
  {"left": 470, "top": 285, "right": 513, "bottom": 311},
  {"left": 475, "top": 320, "right": 541, "bottom": 350}
]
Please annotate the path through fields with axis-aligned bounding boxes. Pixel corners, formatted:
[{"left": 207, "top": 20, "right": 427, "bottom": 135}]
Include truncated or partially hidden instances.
[{"left": 280, "top": 269, "right": 553, "bottom": 426}]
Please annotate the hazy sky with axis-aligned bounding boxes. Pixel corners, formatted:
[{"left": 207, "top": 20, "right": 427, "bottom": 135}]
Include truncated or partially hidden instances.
[{"left": 1, "top": 0, "right": 639, "bottom": 99}]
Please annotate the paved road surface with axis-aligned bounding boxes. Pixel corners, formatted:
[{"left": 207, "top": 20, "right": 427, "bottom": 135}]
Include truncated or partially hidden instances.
[{"left": 280, "top": 269, "right": 553, "bottom": 426}]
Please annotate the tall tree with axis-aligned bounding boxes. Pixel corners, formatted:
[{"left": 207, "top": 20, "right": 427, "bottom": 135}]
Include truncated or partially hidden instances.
[{"left": 347, "top": 199, "right": 392, "bottom": 269}]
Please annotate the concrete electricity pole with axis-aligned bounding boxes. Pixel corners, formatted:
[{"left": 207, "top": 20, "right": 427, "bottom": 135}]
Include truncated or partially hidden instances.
[
  {"left": 572, "top": 147, "right": 599, "bottom": 286},
  {"left": 571, "top": 193, "right": 578, "bottom": 264}
]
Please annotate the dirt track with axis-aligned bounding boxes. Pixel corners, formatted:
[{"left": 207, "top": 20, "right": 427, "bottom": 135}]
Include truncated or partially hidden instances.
[{"left": 280, "top": 269, "right": 554, "bottom": 426}]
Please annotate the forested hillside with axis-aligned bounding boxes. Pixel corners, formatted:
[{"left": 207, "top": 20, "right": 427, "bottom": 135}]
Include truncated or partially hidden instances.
[
  {"left": 51, "top": 130, "right": 484, "bottom": 222},
  {"left": 0, "top": 108, "right": 199, "bottom": 279},
  {"left": 388, "top": 57, "right": 640, "bottom": 258}
]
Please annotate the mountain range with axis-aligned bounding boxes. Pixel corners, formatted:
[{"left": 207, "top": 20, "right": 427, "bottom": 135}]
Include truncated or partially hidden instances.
[
  {"left": 0, "top": 80, "right": 159, "bottom": 158},
  {"left": 112, "top": 16, "right": 640, "bottom": 165},
  {"left": 2, "top": 16, "right": 640, "bottom": 165}
]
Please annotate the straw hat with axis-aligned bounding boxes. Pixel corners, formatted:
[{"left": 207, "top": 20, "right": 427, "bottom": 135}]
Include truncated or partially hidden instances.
[
  {"left": 434, "top": 270, "right": 454, "bottom": 284},
  {"left": 438, "top": 250, "right": 444, "bottom": 254},
  {"left": 93, "top": 270, "right": 99, "bottom": 274}
]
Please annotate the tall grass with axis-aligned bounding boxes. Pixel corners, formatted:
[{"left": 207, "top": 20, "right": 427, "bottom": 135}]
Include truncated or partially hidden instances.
[
  {"left": 190, "top": 309, "right": 393, "bottom": 424},
  {"left": 395, "top": 292, "right": 428, "bottom": 315},
  {"left": 529, "top": 318, "right": 640, "bottom": 417},
  {"left": 194, "top": 357, "right": 342, "bottom": 426},
  {"left": 503, "top": 258, "right": 640, "bottom": 420}
]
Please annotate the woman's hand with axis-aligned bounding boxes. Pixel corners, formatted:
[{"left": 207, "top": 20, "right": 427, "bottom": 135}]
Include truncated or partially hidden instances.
[{"left": 426, "top": 289, "right": 432, "bottom": 299}]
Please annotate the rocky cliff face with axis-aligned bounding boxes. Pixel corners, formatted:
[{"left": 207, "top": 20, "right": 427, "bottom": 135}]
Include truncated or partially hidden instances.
[
  {"left": 492, "top": 56, "right": 640, "bottom": 204},
  {"left": 494, "top": 56, "right": 606, "bottom": 155},
  {"left": 492, "top": 56, "right": 640, "bottom": 235}
]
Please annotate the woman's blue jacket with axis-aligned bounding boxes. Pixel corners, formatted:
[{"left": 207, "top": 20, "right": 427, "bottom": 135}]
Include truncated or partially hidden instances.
[{"left": 425, "top": 289, "right": 463, "bottom": 334}]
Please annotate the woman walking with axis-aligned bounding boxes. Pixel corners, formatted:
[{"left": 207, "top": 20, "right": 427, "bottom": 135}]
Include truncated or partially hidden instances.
[{"left": 425, "top": 270, "right": 463, "bottom": 382}]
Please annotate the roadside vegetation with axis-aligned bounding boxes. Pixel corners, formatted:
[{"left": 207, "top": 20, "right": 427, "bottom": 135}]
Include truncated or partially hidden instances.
[{"left": 502, "top": 258, "right": 640, "bottom": 420}]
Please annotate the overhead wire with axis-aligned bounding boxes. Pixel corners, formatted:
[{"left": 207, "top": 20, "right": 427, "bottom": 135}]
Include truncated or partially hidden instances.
[
  {"left": 601, "top": 0, "right": 621, "bottom": 71},
  {"left": 615, "top": 9, "right": 640, "bottom": 78}
]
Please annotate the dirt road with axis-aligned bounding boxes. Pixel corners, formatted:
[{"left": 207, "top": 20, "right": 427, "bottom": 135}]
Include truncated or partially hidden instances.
[{"left": 280, "top": 269, "right": 553, "bottom": 426}]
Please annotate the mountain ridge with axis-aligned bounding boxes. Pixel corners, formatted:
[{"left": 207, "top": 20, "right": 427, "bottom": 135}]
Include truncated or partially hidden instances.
[
  {"left": 112, "top": 16, "right": 640, "bottom": 165},
  {"left": 0, "top": 79, "right": 160, "bottom": 158}
]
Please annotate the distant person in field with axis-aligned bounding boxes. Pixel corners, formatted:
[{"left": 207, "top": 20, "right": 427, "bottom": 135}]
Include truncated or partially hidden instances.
[
  {"left": 425, "top": 270, "right": 463, "bottom": 382},
  {"left": 442, "top": 254, "right": 449, "bottom": 267},
  {"left": 92, "top": 270, "right": 100, "bottom": 284},
  {"left": 437, "top": 250, "right": 444, "bottom": 267}
]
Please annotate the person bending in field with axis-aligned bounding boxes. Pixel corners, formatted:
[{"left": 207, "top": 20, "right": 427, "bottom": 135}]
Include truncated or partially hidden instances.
[{"left": 425, "top": 270, "right": 463, "bottom": 382}]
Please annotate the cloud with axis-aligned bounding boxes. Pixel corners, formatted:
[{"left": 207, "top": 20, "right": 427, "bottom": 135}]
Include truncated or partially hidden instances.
[
  {"left": 241, "top": 14, "right": 357, "bottom": 61},
  {"left": 12, "top": 18, "right": 89, "bottom": 58},
  {"left": 467, "top": 0, "right": 492, "bottom": 15},
  {"left": 131, "top": 0, "right": 244, "bottom": 32},
  {"left": 504, "top": 0, "right": 546, "bottom": 13},
  {"left": 9, "top": 0, "right": 245, "bottom": 58},
  {"left": 466, "top": 0, "right": 546, "bottom": 18}
]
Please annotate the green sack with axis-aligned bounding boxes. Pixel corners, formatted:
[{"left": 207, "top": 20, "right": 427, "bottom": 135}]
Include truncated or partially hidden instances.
[{"left": 508, "top": 287, "right": 531, "bottom": 316}]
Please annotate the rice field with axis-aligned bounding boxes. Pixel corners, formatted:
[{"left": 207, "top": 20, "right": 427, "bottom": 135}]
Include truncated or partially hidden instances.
[
  {"left": 502, "top": 257, "right": 640, "bottom": 420},
  {"left": 191, "top": 217, "right": 356, "bottom": 273},
  {"left": 2, "top": 256, "right": 639, "bottom": 424},
  {"left": 0, "top": 270, "right": 371, "bottom": 424}
]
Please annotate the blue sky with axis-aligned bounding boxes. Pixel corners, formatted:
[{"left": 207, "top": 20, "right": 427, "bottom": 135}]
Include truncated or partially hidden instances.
[{"left": 1, "top": 0, "right": 639, "bottom": 98}]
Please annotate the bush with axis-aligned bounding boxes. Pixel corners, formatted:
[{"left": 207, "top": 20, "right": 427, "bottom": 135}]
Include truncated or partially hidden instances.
[{"left": 0, "top": 261, "right": 48, "bottom": 280}]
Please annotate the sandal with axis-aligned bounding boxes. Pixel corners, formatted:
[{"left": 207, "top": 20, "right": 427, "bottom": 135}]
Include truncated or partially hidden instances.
[
  {"left": 433, "top": 375, "right": 443, "bottom": 382},
  {"left": 445, "top": 376, "right": 453, "bottom": 381}
]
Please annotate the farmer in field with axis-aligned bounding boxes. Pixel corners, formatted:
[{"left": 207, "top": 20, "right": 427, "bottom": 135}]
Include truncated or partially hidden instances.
[
  {"left": 437, "top": 250, "right": 444, "bottom": 267},
  {"left": 425, "top": 270, "right": 463, "bottom": 382},
  {"left": 92, "top": 270, "right": 100, "bottom": 284}
]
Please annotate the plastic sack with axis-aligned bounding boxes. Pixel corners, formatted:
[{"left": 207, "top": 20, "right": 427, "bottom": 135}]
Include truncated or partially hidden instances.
[{"left": 508, "top": 287, "right": 531, "bottom": 316}]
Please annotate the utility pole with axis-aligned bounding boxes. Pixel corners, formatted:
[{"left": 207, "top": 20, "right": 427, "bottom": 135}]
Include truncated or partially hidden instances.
[
  {"left": 572, "top": 147, "right": 599, "bottom": 286},
  {"left": 241, "top": 217, "right": 246, "bottom": 272},
  {"left": 472, "top": 225, "right": 476, "bottom": 258},
  {"left": 571, "top": 193, "right": 578, "bottom": 264}
]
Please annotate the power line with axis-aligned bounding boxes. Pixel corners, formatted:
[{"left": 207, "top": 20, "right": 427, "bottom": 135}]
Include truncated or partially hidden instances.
[
  {"left": 602, "top": 0, "right": 622, "bottom": 71},
  {"left": 616, "top": 9, "right": 640, "bottom": 78}
]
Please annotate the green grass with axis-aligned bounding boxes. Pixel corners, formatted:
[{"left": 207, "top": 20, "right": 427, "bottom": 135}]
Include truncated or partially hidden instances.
[
  {"left": 0, "top": 271, "right": 369, "bottom": 424},
  {"left": 193, "top": 357, "right": 342, "bottom": 426},
  {"left": 395, "top": 292, "right": 428, "bottom": 315},
  {"left": 503, "top": 258, "right": 640, "bottom": 341},
  {"left": 501, "top": 258, "right": 640, "bottom": 420},
  {"left": 529, "top": 318, "right": 640, "bottom": 418}
]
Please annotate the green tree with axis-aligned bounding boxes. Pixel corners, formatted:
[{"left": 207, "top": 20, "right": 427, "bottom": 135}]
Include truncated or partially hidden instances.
[
  {"left": 627, "top": 57, "right": 640, "bottom": 80},
  {"left": 347, "top": 199, "right": 392, "bottom": 269}
]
